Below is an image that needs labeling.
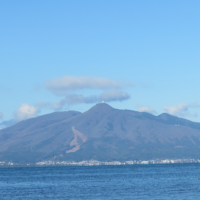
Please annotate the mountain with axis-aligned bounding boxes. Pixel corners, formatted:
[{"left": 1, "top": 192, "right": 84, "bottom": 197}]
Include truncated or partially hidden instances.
[
  {"left": 0, "top": 119, "right": 17, "bottom": 130},
  {"left": 0, "top": 103, "right": 200, "bottom": 164}
]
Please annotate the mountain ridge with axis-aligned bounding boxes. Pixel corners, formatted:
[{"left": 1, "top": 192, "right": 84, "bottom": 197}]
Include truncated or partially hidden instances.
[{"left": 0, "top": 103, "right": 200, "bottom": 163}]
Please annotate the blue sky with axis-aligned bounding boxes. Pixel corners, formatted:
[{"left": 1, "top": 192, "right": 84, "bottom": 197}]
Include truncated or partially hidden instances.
[{"left": 0, "top": 0, "right": 200, "bottom": 124}]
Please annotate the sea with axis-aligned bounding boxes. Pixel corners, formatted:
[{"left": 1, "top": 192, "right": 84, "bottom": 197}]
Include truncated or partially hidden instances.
[{"left": 0, "top": 163, "right": 200, "bottom": 200}]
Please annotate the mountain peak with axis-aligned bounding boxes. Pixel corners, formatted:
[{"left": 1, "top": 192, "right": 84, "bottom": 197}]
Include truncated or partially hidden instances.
[
  {"left": 157, "top": 113, "right": 173, "bottom": 120},
  {"left": 87, "top": 103, "right": 114, "bottom": 112}
]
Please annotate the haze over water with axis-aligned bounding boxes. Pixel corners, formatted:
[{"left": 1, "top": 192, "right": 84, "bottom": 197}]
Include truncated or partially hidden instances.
[{"left": 1, "top": 164, "right": 200, "bottom": 199}]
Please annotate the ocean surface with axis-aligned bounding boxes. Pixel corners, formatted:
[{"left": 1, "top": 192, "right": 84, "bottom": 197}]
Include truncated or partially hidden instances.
[{"left": 0, "top": 163, "right": 200, "bottom": 199}]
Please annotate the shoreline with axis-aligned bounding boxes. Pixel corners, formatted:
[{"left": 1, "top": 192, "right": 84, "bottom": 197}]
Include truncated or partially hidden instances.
[{"left": 1, "top": 158, "right": 200, "bottom": 168}]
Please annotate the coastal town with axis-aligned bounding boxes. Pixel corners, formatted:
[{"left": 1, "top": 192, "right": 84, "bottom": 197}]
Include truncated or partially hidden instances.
[{"left": 1, "top": 158, "right": 200, "bottom": 167}]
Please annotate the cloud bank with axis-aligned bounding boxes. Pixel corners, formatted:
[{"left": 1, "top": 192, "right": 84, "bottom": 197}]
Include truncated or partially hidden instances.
[
  {"left": 163, "top": 103, "right": 200, "bottom": 117},
  {"left": 99, "top": 89, "right": 130, "bottom": 102},
  {"left": 45, "top": 76, "right": 133, "bottom": 95},
  {"left": 136, "top": 104, "right": 157, "bottom": 114},
  {"left": 14, "top": 103, "right": 39, "bottom": 121},
  {"left": 42, "top": 75, "right": 132, "bottom": 110},
  {"left": 9, "top": 76, "right": 132, "bottom": 122},
  {"left": 37, "top": 89, "right": 130, "bottom": 110}
]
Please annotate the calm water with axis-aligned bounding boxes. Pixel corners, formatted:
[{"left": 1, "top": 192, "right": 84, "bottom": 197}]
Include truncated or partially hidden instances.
[{"left": 0, "top": 164, "right": 200, "bottom": 199}]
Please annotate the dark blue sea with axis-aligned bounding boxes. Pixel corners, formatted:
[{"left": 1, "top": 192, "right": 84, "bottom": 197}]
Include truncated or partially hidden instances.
[{"left": 0, "top": 163, "right": 200, "bottom": 199}]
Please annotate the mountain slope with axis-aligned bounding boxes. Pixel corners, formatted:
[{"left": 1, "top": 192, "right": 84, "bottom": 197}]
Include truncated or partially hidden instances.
[{"left": 0, "top": 103, "right": 200, "bottom": 163}]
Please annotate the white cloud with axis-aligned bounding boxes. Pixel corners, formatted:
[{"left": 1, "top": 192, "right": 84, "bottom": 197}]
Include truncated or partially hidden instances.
[
  {"left": 163, "top": 103, "right": 200, "bottom": 117},
  {"left": 0, "top": 112, "right": 3, "bottom": 120},
  {"left": 163, "top": 103, "right": 188, "bottom": 115},
  {"left": 45, "top": 76, "right": 133, "bottom": 95},
  {"left": 99, "top": 89, "right": 130, "bottom": 102},
  {"left": 37, "top": 89, "right": 130, "bottom": 110},
  {"left": 14, "top": 103, "right": 39, "bottom": 121},
  {"left": 52, "top": 94, "right": 99, "bottom": 109},
  {"left": 12, "top": 76, "right": 132, "bottom": 117},
  {"left": 36, "top": 95, "right": 98, "bottom": 110},
  {"left": 136, "top": 104, "right": 157, "bottom": 114}
]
